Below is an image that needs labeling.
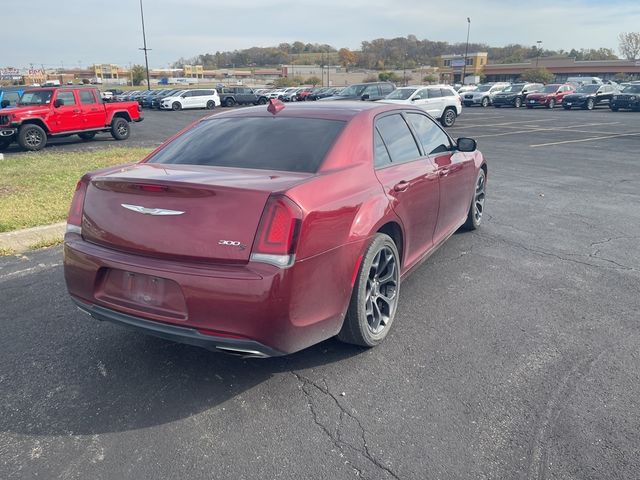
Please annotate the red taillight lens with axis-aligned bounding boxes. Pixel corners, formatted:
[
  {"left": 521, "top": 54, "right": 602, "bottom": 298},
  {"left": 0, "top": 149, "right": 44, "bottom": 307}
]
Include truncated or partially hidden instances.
[
  {"left": 67, "top": 179, "right": 88, "bottom": 228},
  {"left": 251, "top": 196, "right": 302, "bottom": 266}
]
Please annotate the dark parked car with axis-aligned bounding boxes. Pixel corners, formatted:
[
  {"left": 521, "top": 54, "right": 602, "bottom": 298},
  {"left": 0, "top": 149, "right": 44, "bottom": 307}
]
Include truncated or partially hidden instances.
[
  {"left": 307, "top": 87, "right": 341, "bottom": 101},
  {"left": 219, "top": 87, "right": 268, "bottom": 107},
  {"left": 63, "top": 101, "right": 486, "bottom": 357},
  {"left": 492, "top": 83, "right": 543, "bottom": 108},
  {"left": 563, "top": 84, "right": 617, "bottom": 110},
  {"left": 609, "top": 84, "right": 640, "bottom": 111},
  {"left": 320, "top": 82, "right": 395, "bottom": 101}
]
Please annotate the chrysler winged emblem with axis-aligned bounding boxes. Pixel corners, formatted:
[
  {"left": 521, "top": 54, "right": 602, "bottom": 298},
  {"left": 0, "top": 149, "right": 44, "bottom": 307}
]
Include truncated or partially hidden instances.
[{"left": 121, "top": 204, "right": 185, "bottom": 216}]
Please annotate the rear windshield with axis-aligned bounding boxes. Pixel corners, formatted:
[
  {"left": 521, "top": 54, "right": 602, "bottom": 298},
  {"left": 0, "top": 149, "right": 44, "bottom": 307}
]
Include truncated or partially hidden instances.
[{"left": 148, "top": 117, "right": 346, "bottom": 173}]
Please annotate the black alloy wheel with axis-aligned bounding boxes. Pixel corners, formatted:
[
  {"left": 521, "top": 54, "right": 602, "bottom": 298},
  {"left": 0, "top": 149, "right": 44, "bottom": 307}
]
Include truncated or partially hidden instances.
[
  {"left": 338, "top": 234, "right": 400, "bottom": 347},
  {"left": 463, "top": 168, "right": 486, "bottom": 230}
]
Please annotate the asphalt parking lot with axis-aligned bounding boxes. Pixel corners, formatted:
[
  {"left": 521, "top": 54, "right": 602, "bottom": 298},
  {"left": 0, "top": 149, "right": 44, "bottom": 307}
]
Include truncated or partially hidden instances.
[{"left": 1, "top": 106, "right": 639, "bottom": 479}]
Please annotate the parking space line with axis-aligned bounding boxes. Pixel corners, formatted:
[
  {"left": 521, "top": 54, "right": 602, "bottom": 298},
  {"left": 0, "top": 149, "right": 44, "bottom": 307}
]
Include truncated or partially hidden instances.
[
  {"left": 471, "top": 122, "right": 623, "bottom": 138},
  {"left": 451, "top": 118, "right": 560, "bottom": 129},
  {"left": 530, "top": 132, "right": 640, "bottom": 148}
]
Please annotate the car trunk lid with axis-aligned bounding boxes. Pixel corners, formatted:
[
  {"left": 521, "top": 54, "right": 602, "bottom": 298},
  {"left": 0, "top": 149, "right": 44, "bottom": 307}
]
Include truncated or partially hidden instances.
[{"left": 81, "top": 163, "right": 312, "bottom": 263}]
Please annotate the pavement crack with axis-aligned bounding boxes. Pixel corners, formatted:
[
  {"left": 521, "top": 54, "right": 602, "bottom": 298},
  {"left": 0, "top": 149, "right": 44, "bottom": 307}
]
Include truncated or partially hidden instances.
[
  {"left": 477, "top": 233, "right": 637, "bottom": 272},
  {"left": 292, "top": 372, "right": 401, "bottom": 480}
]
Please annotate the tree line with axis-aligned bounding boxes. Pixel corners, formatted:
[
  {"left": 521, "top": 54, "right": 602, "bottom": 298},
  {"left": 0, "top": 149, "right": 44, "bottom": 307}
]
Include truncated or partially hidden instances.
[{"left": 172, "top": 33, "right": 639, "bottom": 71}]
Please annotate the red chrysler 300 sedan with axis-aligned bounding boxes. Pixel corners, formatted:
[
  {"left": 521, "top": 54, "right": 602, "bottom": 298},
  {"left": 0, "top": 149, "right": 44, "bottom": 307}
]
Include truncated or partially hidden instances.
[{"left": 64, "top": 100, "right": 487, "bottom": 357}]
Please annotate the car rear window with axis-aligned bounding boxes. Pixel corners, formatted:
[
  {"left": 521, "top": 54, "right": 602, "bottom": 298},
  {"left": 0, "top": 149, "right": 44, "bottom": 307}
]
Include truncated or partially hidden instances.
[{"left": 148, "top": 117, "right": 346, "bottom": 173}]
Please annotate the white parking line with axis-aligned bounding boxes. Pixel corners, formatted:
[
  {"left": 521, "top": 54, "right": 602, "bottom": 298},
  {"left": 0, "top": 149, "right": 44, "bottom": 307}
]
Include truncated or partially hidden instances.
[
  {"left": 0, "top": 262, "right": 62, "bottom": 281},
  {"left": 472, "top": 122, "right": 623, "bottom": 138},
  {"left": 451, "top": 118, "right": 560, "bottom": 129},
  {"left": 530, "top": 132, "right": 640, "bottom": 148}
]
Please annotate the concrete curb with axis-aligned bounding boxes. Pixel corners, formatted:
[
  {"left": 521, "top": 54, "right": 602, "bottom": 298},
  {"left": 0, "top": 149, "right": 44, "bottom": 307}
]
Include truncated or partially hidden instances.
[{"left": 0, "top": 222, "right": 66, "bottom": 253}]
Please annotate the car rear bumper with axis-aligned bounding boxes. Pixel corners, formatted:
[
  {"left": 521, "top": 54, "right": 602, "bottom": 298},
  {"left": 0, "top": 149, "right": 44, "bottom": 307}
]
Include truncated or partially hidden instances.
[
  {"left": 63, "top": 233, "right": 362, "bottom": 355},
  {"left": 610, "top": 100, "right": 639, "bottom": 109}
]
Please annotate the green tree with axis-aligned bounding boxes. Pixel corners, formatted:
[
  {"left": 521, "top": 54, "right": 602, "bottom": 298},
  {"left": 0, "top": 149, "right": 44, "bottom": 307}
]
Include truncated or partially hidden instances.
[
  {"left": 519, "top": 67, "right": 554, "bottom": 84},
  {"left": 130, "top": 65, "right": 147, "bottom": 86},
  {"left": 422, "top": 74, "right": 437, "bottom": 83},
  {"left": 305, "top": 76, "right": 321, "bottom": 86},
  {"left": 378, "top": 71, "right": 402, "bottom": 83}
]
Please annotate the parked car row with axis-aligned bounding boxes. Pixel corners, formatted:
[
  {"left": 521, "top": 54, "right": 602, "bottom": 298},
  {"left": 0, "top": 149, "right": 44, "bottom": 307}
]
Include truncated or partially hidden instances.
[{"left": 456, "top": 80, "right": 640, "bottom": 111}]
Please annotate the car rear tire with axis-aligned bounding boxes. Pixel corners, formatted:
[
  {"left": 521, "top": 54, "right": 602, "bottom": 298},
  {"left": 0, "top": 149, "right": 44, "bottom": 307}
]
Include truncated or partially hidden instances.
[
  {"left": 172, "top": 102, "right": 182, "bottom": 111},
  {"left": 206, "top": 100, "right": 215, "bottom": 110},
  {"left": 462, "top": 168, "right": 486, "bottom": 231},
  {"left": 481, "top": 97, "right": 490, "bottom": 107},
  {"left": 78, "top": 132, "right": 96, "bottom": 141},
  {"left": 18, "top": 124, "right": 47, "bottom": 151},
  {"left": 110, "top": 117, "right": 130, "bottom": 141},
  {"left": 610, "top": 106, "right": 619, "bottom": 112},
  {"left": 514, "top": 97, "right": 522, "bottom": 108},
  {"left": 548, "top": 99, "right": 556, "bottom": 109},
  {"left": 224, "top": 98, "right": 235, "bottom": 108},
  {"left": 440, "top": 107, "right": 457, "bottom": 127},
  {"left": 586, "top": 98, "right": 595, "bottom": 110},
  {"left": 257, "top": 97, "right": 267, "bottom": 105},
  {"left": 337, "top": 233, "right": 400, "bottom": 348}
]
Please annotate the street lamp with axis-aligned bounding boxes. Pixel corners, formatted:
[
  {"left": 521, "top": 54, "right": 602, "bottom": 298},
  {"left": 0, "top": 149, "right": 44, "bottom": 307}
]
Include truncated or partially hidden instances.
[
  {"left": 535, "top": 40, "right": 543, "bottom": 68},
  {"left": 138, "top": 0, "right": 151, "bottom": 90},
  {"left": 461, "top": 17, "right": 471, "bottom": 84}
]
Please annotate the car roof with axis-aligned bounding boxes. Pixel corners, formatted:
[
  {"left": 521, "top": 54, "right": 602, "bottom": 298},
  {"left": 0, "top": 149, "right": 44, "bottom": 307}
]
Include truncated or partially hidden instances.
[{"left": 202, "top": 100, "right": 418, "bottom": 122}]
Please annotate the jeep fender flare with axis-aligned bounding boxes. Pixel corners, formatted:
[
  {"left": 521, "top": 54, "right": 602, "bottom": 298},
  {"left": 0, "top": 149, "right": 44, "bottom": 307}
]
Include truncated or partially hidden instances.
[
  {"left": 17, "top": 118, "right": 49, "bottom": 133},
  {"left": 107, "top": 110, "right": 132, "bottom": 125}
]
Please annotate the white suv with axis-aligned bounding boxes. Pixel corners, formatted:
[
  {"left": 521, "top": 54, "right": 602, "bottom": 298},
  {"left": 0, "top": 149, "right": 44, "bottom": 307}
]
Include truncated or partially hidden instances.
[
  {"left": 160, "top": 89, "right": 221, "bottom": 111},
  {"left": 380, "top": 85, "right": 462, "bottom": 127}
]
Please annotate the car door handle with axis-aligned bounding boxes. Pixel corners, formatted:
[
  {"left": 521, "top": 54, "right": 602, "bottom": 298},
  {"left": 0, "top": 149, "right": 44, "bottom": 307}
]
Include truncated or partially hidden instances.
[
  {"left": 90, "top": 108, "right": 99, "bottom": 112},
  {"left": 393, "top": 181, "right": 410, "bottom": 192},
  {"left": 73, "top": 109, "right": 80, "bottom": 113},
  {"left": 439, "top": 168, "right": 450, "bottom": 177}
]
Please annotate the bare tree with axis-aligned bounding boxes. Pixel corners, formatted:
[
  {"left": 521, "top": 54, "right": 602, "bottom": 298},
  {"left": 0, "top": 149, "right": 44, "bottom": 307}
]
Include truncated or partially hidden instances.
[{"left": 618, "top": 32, "right": 640, "bottom": 60}]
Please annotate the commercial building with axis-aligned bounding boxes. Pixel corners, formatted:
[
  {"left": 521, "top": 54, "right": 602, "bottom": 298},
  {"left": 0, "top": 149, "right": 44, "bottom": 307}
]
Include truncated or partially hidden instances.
[
  {"left": 483, "top": 57, "right": 640, "bottom": 82},
  {"left": 435, "top": 52, "right": 488, "bottom": 84}
]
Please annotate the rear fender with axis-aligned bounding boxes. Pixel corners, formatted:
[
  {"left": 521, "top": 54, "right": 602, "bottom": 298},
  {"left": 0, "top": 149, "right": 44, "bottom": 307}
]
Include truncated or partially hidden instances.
[{"left": 107, "top": 110, "right": 132, "bottom": 125}]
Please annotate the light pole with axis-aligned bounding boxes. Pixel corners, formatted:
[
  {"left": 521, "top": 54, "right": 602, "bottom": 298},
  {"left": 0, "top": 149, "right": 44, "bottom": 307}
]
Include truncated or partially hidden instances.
[
  {"left": 461, "top": 17, "right": 471, "bottom": 84},
  {"left": 139, "top": 0, "right": 151, "bottom": 90},
  {"left": 535, "top": 40, "right": 543, "bottom": 68}
]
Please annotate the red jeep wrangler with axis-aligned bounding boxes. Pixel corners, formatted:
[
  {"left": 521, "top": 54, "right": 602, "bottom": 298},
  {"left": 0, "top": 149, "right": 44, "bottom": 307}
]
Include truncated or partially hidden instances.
[{"left": 0, "top": 87, "right": 143, "bottom": 151}]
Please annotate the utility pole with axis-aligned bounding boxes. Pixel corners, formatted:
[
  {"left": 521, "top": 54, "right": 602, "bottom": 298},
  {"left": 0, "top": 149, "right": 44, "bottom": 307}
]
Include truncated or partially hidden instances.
[
  {"left": 461, "top": 17, "right": 471, "bottom": 84},
  {"left": 535, "top": 40, "right": 543, "bottom": 68},
  {"left": 139, "top": 0, "right": 151, "bottom": 90}
]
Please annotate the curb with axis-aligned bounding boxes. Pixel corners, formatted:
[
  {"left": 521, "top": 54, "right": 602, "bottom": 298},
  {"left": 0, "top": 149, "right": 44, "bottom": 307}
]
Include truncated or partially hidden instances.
[{"left": 0, "top": 222, "right": 66, "bottom": 253}]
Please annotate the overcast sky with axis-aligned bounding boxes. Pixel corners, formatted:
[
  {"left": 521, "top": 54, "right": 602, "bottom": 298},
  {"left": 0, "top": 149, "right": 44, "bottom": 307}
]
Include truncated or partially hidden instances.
[{"left": 4, "top": 0, "right": 639, "bottom": 69}]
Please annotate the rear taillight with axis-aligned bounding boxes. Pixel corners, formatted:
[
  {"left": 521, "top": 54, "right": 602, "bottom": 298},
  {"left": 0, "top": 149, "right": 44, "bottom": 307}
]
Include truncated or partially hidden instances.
[
  {"left": 66, "top": 178, "right": 88, "bottom": 235},
  {"left": 250, "top": 195, "right": 302, "bottom": 268}
]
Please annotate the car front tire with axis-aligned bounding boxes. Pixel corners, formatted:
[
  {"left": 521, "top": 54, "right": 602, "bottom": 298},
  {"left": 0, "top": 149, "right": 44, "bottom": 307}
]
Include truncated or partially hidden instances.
[
  {"left": 338, "top": 233, "right": 400, "bottom": 347},
  {"left": 440, "top": 107, "right": 457, "bottom": 127},
  {"left": 172, "top": 102, "right": 182, "bottom": 111},
  {"left": 462, "top": 168, "right": 486, "bottom": 231},
  {"left": 18, "top": 124, "right": 47, "bottom": 151}
]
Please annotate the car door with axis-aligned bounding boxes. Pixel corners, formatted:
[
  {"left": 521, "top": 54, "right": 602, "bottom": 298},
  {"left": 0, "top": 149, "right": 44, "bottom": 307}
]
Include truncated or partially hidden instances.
[
  {"left": 410, "top": 88, "right": 430, "bottom": 111},
  {"left": 180, "top": 91, "right": 194, "bottom": 109},
  {"left": 426, "top": 88, "right": 445, "bottom": 118},
  {"left": 598, "top": 85, "right": 612, "bottom": 105},
  {"left": 78, "top": 89, "right": 106, "bottom": 129},
  {"left": 405, "top": 112, "right": 475, "bottom": 244},
  {"left": 361, "top": 84, "right": 380, "bottom": 101},
  {"left": 48, "top": 90, "right": 82, "bottom": 133},
  {"left": 557, "top": 85, "right": 572, "bottom": 103},
  {"left": 373, "top": 113, "right": 440, "bottom": 269}
]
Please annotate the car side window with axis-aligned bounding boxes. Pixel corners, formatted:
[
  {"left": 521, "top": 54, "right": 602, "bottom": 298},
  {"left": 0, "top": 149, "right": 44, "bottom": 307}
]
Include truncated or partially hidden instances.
[
  {"left": 57, "top": 91, "right": 76, "bottom": 105},
  {"left": 380, "top": 84, "right": 394, "bottom": 95},
  {"left": 440, "top": 88, "right": 455, "bottom": 97},
  {"left": 363, "top": 84, "right": 379, "bottom": 96},
  {"left": 406, "top": 113, "right": 451, "bottom": 155},
  {"left": 374, "top": 128, "right": 392, "bottom": 168},
  {"left": 79, "top": 90, "right": 95, "bottom": 104},
  {"left": 427, "top": 88, "right": 442, "bottom": 99},
  {"left": 413, "top": 89, "right": 426, "bottom": 100},
  {"left": 375, "top": 114, "right": 421, "bottom": 164}
]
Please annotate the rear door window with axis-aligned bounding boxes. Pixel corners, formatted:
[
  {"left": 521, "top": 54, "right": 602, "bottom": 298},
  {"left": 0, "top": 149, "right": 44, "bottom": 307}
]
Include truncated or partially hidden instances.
[
  {"left": 375, "top": 114, "right": 421, "bottom": 164},
  {"left": 57, "top": 91, "right": 76, "bottom": 105},
  {"left": 148, "top": 117, "right": 346, "bottom": 173},
  {"left": 79, "top": 90, "right": 96, "bottom": 104},
  {"left": 427, "top": 88, "right": 442, "bottom": 99}
]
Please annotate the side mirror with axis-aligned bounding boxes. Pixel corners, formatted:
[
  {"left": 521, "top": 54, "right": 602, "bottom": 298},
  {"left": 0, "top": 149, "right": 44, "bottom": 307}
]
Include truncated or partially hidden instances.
[
  {"left": 0, "top": 100, "right": 9, "bottom": 108},
  {"left": 456, "top": 137, "right": 477, "bottom": 152},
  {"left": 361, "top": 94, "right": 370, "bottom": 101},
  {"left": 54, "top": 99, "right": 64, "bottom": 108}
]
